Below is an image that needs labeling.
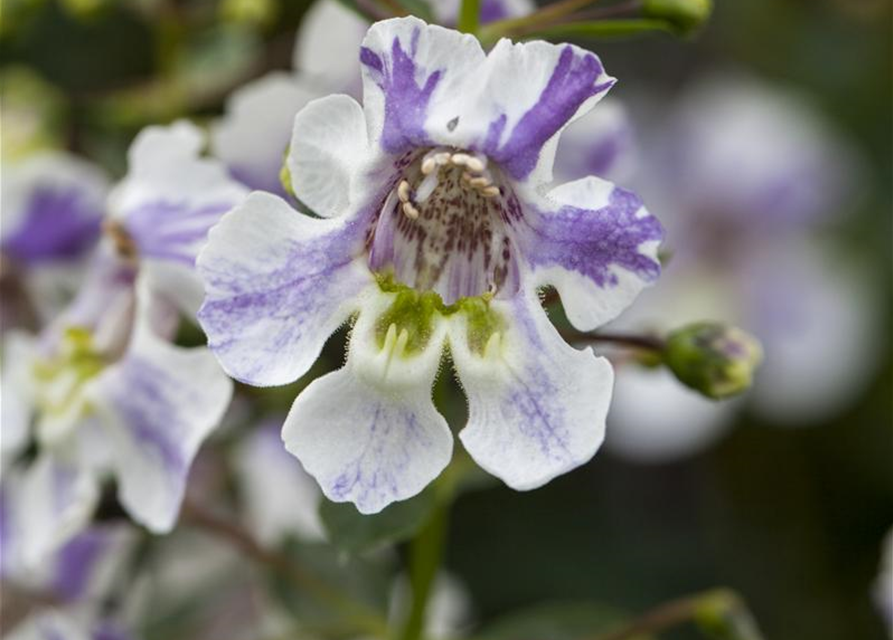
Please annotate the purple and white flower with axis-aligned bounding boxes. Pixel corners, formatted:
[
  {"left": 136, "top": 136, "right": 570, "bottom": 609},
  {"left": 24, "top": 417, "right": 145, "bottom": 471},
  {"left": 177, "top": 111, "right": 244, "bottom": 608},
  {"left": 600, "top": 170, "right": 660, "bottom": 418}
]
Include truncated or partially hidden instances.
[
  {"left": 199, "top": 18, "right": 663, "bottom": 513},
  {"left": 1, "top": 152, "right": 109, "bottom": 326},
  {"left": 1, "top": 121, "right": 241, "bottom": 563}
]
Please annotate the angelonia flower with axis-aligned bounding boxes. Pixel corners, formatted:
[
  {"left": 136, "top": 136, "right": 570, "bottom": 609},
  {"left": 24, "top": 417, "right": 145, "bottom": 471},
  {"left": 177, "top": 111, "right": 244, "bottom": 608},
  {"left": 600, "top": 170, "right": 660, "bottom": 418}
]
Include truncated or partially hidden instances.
[
  {"left": 1, "top": 122, "right": 242, "bottom": 565},
  {"left": 199, "top": 17, "right": 663, "bottom": 513},
  {"left": 1, "top": 151, "right": 109, "bottom": 327},
  {"left": 2, "top": 524, "right": 138, "bottom": 640}
]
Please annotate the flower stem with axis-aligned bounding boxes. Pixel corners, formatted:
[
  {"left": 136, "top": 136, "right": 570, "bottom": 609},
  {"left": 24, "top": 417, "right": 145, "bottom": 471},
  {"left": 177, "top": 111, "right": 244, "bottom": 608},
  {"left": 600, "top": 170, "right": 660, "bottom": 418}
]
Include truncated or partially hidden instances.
[
  {"left": 457, "top": 0, "right": 481, "bottom": 34},
  {"left": 398, "top": 484, "right": 454, "bottom": 640},
  {"left": 561, "top": 327, "right": 666, "bottom": 353},
  {"left": 591, "top": 588, "right": 764, "bottom": 640},
  {"left": 181, "top": 499, "right": 388, "bottom": 637},
  {"left": 480, "top": 0, "right": 604, "bottom": 42}
]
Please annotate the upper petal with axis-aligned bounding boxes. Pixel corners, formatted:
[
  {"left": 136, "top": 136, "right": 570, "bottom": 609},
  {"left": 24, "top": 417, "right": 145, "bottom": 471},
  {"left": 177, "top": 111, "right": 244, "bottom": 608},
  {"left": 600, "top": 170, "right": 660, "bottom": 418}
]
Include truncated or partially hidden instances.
[
  {"left": 108, "top": 121, "right": 248, "bottom": 273},
  {"left": 85, "top": 284, "right": 233, "bottom": 532},
  {"left": 359, "top": 17, "right": 486, "bottom": 154},
  {"left": 282, "top": 287, "right": 453, "bottom": 514},
  {"left": 197, "top": 191, "right": 374, "bottom": 386},
  {"left": 212, "top": 72, "right": 321, "bottom": 194},
  {"left": 449, "top": 290, "right": 614, "bottom": 490},
  {"left": 519, "top": 177, "right": 663, "bottom": 331},
  {"left": 286, "top": 93, "right": 370, "bottom": 218}
]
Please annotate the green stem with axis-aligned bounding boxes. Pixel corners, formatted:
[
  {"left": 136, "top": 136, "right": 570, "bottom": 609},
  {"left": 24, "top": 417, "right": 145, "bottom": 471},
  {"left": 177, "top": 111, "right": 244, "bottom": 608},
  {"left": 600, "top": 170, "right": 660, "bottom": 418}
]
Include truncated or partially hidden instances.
[
  {"left": 480, "top": 0, "right": 603, "bottom": 42},
  {"left": 398, "top": 491, "right": 452, "bottom": 640},
  {"left": 457, "top": 0, "right": 481, "bottom": 34}
]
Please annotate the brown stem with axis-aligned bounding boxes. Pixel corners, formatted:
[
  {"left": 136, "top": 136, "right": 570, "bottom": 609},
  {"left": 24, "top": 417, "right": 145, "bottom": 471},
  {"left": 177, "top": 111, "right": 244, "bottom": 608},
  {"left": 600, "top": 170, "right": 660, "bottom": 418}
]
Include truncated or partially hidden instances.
[
  {"left": 591, "top": 589, "right": 758, "bottom": 640},
  {"left": 180, "top": 500, "right": 387, "bottom": 635},
  {"left": 561, "top": 328, "right": 666, "bottom": 352}
]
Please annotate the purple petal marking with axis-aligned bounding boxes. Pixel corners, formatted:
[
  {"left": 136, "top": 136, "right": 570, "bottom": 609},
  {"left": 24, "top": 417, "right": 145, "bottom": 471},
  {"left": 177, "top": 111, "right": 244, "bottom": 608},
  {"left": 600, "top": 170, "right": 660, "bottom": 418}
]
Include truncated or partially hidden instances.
[
  {"left": 2, "top": 186, "right": 101, "bottom": 264},
  {"left": 92, "top": 621, "right": 134, "bottom": 640},
  {"left": 52, "top": 529, "right": 107, "bottom": 602},
  {"left": 480, "top": 0, "right": 512, "bottom": 23},
  {"left": 107, "top": 356, "right": 189, "bottom": 477},
  {"left": 484, "top": 46, "right": 615, "bottom": 181},
  {"left": 124, "top": 200, "right": 235, "bottom": 266},
  {"left": 526, "top": 186, "right": 662, "bottom": 286},
  {"left": 198, "top": 208, "right": 371, "bottom": 385},
  {"left": 360, "top": 27, "right": 441, "bottom": 154}
]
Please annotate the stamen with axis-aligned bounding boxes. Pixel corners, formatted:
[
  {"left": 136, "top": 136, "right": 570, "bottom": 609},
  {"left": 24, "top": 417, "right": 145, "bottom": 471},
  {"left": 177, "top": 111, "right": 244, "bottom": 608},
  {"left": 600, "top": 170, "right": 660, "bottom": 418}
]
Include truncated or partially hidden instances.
[
  {"left": 481, "top": 186, "right": 501, "bottom": 198},
  {"left": 468, "top": 176, "right": 491, "bottom": 189},
  {"left": 466, "top": 155, "right": 487, "bottom": 173},
  {"left": 402, "top": 202, "right": 420, "bottom": 220},
  {"left": 451, "top": 153, "right": 471, "bottom": 167},
  {"left": 397, "top": 180, "right": 411, "bottom": 203}
]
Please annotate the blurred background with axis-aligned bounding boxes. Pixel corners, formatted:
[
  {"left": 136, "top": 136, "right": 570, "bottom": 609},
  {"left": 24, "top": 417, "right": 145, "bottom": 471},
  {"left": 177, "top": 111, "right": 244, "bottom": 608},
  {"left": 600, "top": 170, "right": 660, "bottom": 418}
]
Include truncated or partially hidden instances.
[{"left": 1, "top": 0, "right": 891, "bottom": 639}]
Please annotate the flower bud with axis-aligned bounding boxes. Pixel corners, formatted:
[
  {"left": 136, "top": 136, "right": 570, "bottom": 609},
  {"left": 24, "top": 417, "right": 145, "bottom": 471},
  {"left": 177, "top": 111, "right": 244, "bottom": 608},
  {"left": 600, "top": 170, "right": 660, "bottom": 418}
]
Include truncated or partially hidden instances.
[
  {"left": 220, "top": 0, "right": 277, "bottom": 28},
  {"left": 642, "top": 0, "right": 713, "bottom": 35},
  {"left": 663, "top": 322, "right": 763, "bottom": 399}
]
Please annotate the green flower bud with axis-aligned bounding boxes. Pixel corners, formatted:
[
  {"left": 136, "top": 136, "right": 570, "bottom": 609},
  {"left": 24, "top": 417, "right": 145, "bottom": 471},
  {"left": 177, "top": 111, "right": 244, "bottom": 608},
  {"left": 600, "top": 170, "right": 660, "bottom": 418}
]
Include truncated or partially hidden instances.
[
  {"left": 664, "top": 322, "right": 763, "bottom": 400},
  {"left": 642, "top": 0, "right": 713, "bottom": 35}
]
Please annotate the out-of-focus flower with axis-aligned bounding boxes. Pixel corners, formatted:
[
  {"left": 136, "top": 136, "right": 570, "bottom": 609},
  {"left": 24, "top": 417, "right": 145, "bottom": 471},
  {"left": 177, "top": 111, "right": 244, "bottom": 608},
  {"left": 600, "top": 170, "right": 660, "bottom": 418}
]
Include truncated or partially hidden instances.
[
  {"left": 1, "top": 122, "right": 242, "bottom": 565},
  {"left": 606, "top": 75, "right": 878, "bottom": 461},
  {"left": 199, "top": 17, "right": 662, "bottom": 513},
  {"left": 233, "top": 420, "right": 325, "bottom": 546},
  {"left": 1, "top": 153, "right": 109, "bottom": 328},
  {"left": 0, "top": 67, "right": 65, "bottom": 161},
  {"left": 2, "top": 524, "right": 139, "bottom": 640}
]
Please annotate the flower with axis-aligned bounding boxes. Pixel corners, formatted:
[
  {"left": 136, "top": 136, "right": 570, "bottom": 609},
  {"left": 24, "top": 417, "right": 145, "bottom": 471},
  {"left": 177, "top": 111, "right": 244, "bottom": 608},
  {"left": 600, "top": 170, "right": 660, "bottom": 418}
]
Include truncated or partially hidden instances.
[
  {"left": 1, "top": 122, "right": 242, "bottom": 564},
  {"left": 605, "top": 75, "right": 877, "bottom": 461},
  {"left": 199, "top": 17, "right": 663, "bottom": 514},
  {"left": 1, "top": 151, "right": 109, "bottom": 327}
]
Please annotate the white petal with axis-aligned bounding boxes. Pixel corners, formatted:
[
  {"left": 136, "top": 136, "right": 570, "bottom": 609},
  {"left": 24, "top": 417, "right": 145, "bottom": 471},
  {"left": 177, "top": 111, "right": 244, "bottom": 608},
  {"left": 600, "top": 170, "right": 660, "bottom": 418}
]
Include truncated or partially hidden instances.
[
  {"left": 521, "top": 176, "right": 662, "bottom": 331},
  {"left": 5, "top": 610, "right": 92, "bottom": 640},
  {"left": 198, "top": 191, "right": 373, "bottom": 386},
  {"left": 108, "top": 121, "right": 248, "bottom": 295},
  {"left": 293, "top": 0, "right": 367, "bottom": 92},
  {"left": 1, "top": 331, "right": 38, "bottom": 463},
  {"left": 14, "top": 453, "right": 99, "bottom": 570},
  {"left": 283, "top": 287, "right": 452, "bottom": 514},
  {"left": 233, "top": 420, "right": 325, "bottom": 545},
  {"left": 85, "top": 288, "right": 233, "bottom": 532},
  {"left": 286, "top": 93, "right": 370, "bottom": 218},
  {"left": 450, "top": 290, "right": 613, "bottom": 490},
  {"left": 554, "top": 97, "right": 637, "bottom": 184},
  {"left": 212, "top": 72, "right": 321, "bottom": 193}
]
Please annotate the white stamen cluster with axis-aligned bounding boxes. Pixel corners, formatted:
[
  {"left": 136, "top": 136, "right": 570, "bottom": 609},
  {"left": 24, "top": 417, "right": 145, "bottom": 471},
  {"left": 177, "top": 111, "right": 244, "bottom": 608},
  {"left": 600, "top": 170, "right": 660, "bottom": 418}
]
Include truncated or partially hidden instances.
[{"left": 397, "top": 148, "right": 501, "bottom": 220}]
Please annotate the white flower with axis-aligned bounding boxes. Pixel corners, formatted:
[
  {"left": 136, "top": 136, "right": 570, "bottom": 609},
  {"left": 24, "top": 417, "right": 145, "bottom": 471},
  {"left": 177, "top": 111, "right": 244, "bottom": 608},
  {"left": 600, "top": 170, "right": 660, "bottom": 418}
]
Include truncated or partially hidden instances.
[{"left": 199, "top": 18, "right": 662, "bottom": 513}]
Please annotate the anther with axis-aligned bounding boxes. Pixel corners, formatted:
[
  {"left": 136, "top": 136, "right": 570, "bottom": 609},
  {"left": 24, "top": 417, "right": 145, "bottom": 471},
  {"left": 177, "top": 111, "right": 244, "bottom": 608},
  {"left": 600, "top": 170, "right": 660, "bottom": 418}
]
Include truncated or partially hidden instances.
[
  {"left": 466, "top": 155, "right": 486, "bottom": 173},
  {"left": 421, "top": 157, "right": 437, "bottom": 175},
  {"left": 468, "top": 176, "right": 491, "bottom": 189},
  {"left": 402, "top": 202, "right": 420, "bottom": 219},
  {"left": 451, "top": 153, "right": 471, "bottom": 167},
  {"left": 481, "top": 186, "right": 501, "bottom": 198},
  {"left": 397, "top": 180, "right": 411, "bottom": 203}
]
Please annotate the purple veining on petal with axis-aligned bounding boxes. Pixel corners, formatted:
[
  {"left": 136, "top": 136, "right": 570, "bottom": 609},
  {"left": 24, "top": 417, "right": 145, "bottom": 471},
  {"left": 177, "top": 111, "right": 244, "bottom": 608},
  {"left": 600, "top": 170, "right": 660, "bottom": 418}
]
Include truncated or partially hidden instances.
[
  {"left": 525, "top": 186, "right": 662, "bottom": 286},
  {"left": 484, "top": 47, "right": 614, "bottom": 181},
  {"left": 360, "top": 28, "right": 442, "bottom": 154},
  {"left": 123, "top": 200, "right": 235, "bottom": 266},
  {"left": 52, "top": 529, "right": 106, "bottom": 602},
  {"left": 199, "top": 208, "right": 372, "bottom": 385},
  {"left": 480, "top": 0, "right": 512, "bottom": 23},
  {"left": 2, "top": 187, "right": 101, "bottom": 265},
  {"left": 92, "top": 621, "right": 134, "bottom": 640},
  {"left": 106, "top": 357, "right": 189, "bottom": 477}
]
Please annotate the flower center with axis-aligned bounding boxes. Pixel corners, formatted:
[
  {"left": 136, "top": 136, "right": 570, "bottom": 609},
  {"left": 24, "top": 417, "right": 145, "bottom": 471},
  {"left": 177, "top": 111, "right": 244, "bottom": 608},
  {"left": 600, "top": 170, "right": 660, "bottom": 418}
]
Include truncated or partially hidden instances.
[
  {"left": 368, "top": 147, "right": 521, "bottom": 306},
  {"left": 103, "top": 218, "right": 138, "bottom": 261}
]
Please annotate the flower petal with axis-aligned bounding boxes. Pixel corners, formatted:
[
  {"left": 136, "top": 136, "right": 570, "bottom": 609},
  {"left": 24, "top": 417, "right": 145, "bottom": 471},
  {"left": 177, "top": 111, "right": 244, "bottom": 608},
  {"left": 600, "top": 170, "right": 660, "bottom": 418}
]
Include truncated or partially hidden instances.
[
  {"left": 359, "top": 17, "right": 486, "bottom": 154},
  {"left": 108, "top": 121, "right": 247, "bottom": 282},
  {"left": 86, "top": 286, "right": 233, "bottom": 532},
  {"left": 6, "top": 610, "right": 92, "bottom": 640},
  {"left": 233, "top": 420, "right": 325, "bottom": 545},
  {"left": 283, "top": 288, "right": 452, "bottom": 514},
  {"left": 450, "top": 290, "right": 613, "bottom": 490},
  {"left": 286, "top": 93, "right": 369, "bottom": 218},
  {"left": 1, "top": 152, "right": 107, "bottom": 266},
  {"left": 13, "top": 453, "right": 100, "bottom": 570},
  {"left": 554, "top": 97, "right": 636, "bottom": 184},
  {"left": 293, "top": 0, "right": 367, "bottom": 92},
  {"left": 212, "top": 72, "right": 321, "bottom": 194},
  {"left": 1, "top": 331, "right": 38, "bottom": 463},
  {"left": 520, "top": 177, "right": 663, "bottom": 331},
  {"left": 198, "top": 191, "right": 373, "bottom": 386}
]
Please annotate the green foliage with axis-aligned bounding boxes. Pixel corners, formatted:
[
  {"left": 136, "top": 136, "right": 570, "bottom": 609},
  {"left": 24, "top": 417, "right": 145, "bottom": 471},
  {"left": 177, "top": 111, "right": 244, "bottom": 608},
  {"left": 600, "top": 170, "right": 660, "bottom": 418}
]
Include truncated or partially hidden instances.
[
  {"left": 319, "top": 487, "right": 439, "bottom": 554},
  {"left": 476, "top": 602, "right": 647, "bottom": 640}
]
